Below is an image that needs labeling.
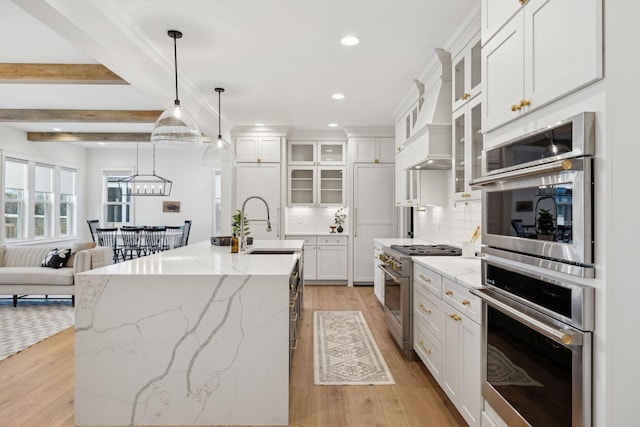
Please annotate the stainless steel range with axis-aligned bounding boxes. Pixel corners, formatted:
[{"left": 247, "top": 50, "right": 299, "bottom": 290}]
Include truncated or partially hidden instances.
[{"left": 379, "top": 244, "right": 462, "bottom": 356}]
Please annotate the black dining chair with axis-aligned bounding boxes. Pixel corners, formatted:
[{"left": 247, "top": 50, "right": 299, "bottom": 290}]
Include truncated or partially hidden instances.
[
  {"left": 87, "top": 219, "right": 100, "bottom": 243},
  {"left": 163, "top": 226, "right": 184, "bottom": 250},
  {"left": 181, "top": 220, "right": 192, "bottom": 247},
  {"left": 96, "top": 227, "right": 122, "bottom": 263},
  {"left": 143, "top": 226, "right": 166, "bottom": 255},
  {"left": 120, "top": 227, "right": 144, "bottom": 260}
]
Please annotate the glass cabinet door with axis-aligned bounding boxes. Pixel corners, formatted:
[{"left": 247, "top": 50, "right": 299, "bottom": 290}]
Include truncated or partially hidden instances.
[
  {"left": 452, "top": 96, "right": 482, "bottom": 201},
  {"left": 318, "top": 141, "right": 345, "bottom": 164},
  {"left": 288, "top": 141, "right": 315, "bottom": 164},
  {"left": 318, "top": 167, "right": 345, "bottom": 206},
  {"left": 453, "top": 110, "right": 466, "bottom": 194},
  {"left": 288, "top": 167, "right": 315, "bottom": 205},
  {"left": 470, "top": 101, "right": 483, "bottom": 190}
]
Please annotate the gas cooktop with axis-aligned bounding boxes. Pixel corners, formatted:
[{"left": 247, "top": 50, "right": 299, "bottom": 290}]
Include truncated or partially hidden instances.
[{"left": 390, "top": 244, "right": 462, "bottom": 256}]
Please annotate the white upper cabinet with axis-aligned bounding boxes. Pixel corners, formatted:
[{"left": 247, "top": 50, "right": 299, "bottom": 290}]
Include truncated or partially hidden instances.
[
  {"left": 452, "top": 96, "right": 483, "bottom": 202},
  {"left": 481, "top": 0, "right": 521, "bottom": 45},
  {"left": 235, "top": 136, "right": 282, "bottom": 163},
  {"left": 288, "top": 140, "right": 345, "bottom": 165},
  {"left": 352, "top": 137, "right": 395, "bottom": 163},
  {"left": 482, "top": 0, "right": 603, "bottom": 132},
  {"left": 288, "top": 166, "right": 345, "bottom": 207},
  {"left": 452, "top": 34, "right": 482, "bottom": 112}
]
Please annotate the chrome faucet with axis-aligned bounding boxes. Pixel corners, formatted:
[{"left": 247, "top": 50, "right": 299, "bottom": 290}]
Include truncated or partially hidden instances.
[{"left": 240, "top": 196, "right": 272, "bottom": 251}]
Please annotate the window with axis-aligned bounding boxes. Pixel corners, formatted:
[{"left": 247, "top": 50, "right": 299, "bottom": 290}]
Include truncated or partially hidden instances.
[
  {"left": 104, "top": 173, "right": 131, "bottom": 226},
  {"left": 34, "top": 164, "right": 53, "bottom": 238},
  {"left": 4, "top": 160, "right": 27, "bottom": 241},
  {"left": 60, "top": 169, "right": 76, "bottom": 236}
]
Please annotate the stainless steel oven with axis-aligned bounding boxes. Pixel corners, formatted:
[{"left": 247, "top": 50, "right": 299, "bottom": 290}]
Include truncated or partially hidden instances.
[
  {"left": 471, "top": 258, "right": 594, "bottom": 427},
  {"left": 379, "top": 244, "right": 462, "bottom": 357},
  {"left": 472, "top": 112, "right": 595, "bottom": 278}
]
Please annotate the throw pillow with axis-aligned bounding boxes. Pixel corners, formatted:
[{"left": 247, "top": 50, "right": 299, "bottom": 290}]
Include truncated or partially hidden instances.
[{"left": 41, "top": 248, "right": 72, "bottom": 269}]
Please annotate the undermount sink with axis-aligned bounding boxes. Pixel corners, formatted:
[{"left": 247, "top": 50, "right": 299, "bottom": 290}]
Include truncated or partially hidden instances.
[{"left": 247, "top": 249, "right": 297, "bottom": 255}]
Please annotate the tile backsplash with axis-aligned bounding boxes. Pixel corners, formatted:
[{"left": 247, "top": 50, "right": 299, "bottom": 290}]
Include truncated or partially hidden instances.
[
  {"left": 414, "top": 200, "right": 482, "bottom": 251},
  {"left": 285, "top": 206, "right": 348, "bottom": 234}
]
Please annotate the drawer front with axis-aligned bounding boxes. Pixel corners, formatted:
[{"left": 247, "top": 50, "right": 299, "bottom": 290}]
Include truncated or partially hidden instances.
[
  {"left": 286, "top": 235, "right": 316, "bottom": 246},
  {"left": 414, "top": 317, "right": 442, "bottom": 384},
  {"left": 317, "top": 236, "right": 347, "bottom": 246},
  {"left": 414, "top": 285, "right": 444, "bottom": 341},
  {"left": 414, "top": 263, "right": 442, "bottom": 297},
  {"left": 442, "top": 277, "right": 481, "bottom": 324}
]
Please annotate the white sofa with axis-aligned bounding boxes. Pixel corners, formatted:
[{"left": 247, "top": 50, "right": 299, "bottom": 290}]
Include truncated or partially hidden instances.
[{"left": 0, "top": 243, "right": 113, "bottom": 306}]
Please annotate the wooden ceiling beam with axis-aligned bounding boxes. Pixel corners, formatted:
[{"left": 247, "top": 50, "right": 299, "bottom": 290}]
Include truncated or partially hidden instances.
[
  {"left": 0, "top": 63, "right": 126, "bottom": 84},
  {"left": 27, "top": 132, "right": 151, "bottom": 142},
  {"left": 0, "top": 109, "right": 162, "bottom": 123}
]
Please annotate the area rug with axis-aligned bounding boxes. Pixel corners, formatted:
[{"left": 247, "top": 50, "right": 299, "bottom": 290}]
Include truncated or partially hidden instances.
[
  {"left": 0, "top": 298, "right": 74, "bottom": 362},
  {"left": 314, "top": 310, "right": 394, "bottom": 385},
  {"left": 487, "top": 344, "right": 542, "bottom": 387}
]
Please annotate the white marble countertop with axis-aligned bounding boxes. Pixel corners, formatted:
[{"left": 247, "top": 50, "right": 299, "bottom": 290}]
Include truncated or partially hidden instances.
[
  {"left": 81, "top": 239, "right": 304, "bottom": 277},
  {"left": 412, "top": 256, "right": 483, "bottom": 289}
]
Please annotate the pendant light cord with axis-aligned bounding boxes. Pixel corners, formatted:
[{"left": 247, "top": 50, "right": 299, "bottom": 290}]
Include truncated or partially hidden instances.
[{"left": 173, "top": 33, "right": 180, "bottom": 105}]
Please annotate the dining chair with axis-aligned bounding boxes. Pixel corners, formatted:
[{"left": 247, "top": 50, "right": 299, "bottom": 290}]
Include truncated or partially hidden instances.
[
  {"left": 95, "top": 227, "right": 122, "bottom": 263},
  {"left": 120, "top": 227, "right": 144, "bottom": 260},
  {"left": 181, "top": 220, "right": 192, "bottom": 247},
  {"left": 143, "top": 226, "right": 166, "bottom": 255},
  {"left": 87, "top": 219, "right": 100, "bottom": 243},
  {"left": 164, "top": 226, "right": 184, "bottom": 250}
]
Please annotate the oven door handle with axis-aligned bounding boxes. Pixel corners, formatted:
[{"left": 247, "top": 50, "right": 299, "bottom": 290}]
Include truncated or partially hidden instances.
[
  {"left": 378, "top": 264, "right": 401, "bottom": 284},
  {"left": 470, "top": 287, "right": 584, "bottom": 347},
  {"left": 469, "top": 157, "right": 585, "bottom": 186}
]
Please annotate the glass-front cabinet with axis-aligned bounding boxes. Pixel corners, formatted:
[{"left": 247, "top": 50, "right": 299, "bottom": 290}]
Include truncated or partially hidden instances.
[
  {"left": 452, "top": 35, "right": 481, "bottom": 112},
  {"left": 452, "top": 96, "right": 482, "bottom": 201},
  {"left": 288, "top": 141, "right": 345, "bottom": 165},
  {"left": 288, "top": 166, "right": 345, "bottom": 207}
]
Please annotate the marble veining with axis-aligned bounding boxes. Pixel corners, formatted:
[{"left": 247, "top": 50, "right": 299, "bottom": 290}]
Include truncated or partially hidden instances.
[{"left": 75, "top": 240, "right": 300, "bottom": 426}]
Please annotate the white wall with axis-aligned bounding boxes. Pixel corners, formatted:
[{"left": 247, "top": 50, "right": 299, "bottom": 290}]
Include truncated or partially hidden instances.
[
  {"left": 413, "top": 195, "right": 481, "bottom": 250},
  {"left": 85, "top": 144, "right": 217, "bottom": 244}
]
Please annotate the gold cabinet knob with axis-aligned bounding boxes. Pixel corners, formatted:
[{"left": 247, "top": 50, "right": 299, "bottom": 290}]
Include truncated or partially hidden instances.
[
  {"left": 520, "top": 99, "right": 531, "bottom": 107},
  {"left": 445, "top": 290, "right": 453, "bottom": 296},
  {"left": 462, "top": 193, "right": 471, "bottom": 198},
  {"left": 450, "top": 313, "right": 462, "bottom": 321},
  {"left": 519, "top": 0, "right": 527, "bottom": 5},
  {"left": 419, "top": 340, "right": 432, "bottom": 354},
  {"left": 462, "top": 300, "right": 471, "bottom": 306},
  {"left": 462, "top": 93, "right": 471, "bottom": 100},
  {"left": 374, "top": 159, "right": 379, "bottom": 164},
  {"left": 257, "top": 158, "right": 262, "bottom": 163},
  {"left": 511, "top": 104, "right": 522, "bottom": 112}
]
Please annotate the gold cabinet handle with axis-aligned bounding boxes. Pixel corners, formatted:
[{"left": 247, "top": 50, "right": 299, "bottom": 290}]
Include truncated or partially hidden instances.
[
  {"left": 419, "top": 274, "right": 432, "bottom": 283},
  {"left": 462, "top": 300, "right": 471, "bottom": 306},
  {"left": 461, "top": 193, "right": 471, "bottom": 198},
  {"left": 519, "top": 99, "right": 531, "bottom": 108},
  {"left": 374, "top": 158, "right": 379, "bottom": 164},
  {"left": 462, "top": 93, "right": 471, "bottom": 100},
  {"left": 419, "top": 303, "right": 432, "bottom": 314},
  {"left": 519, "top": 0, "right": 527, "bottom": 5},
  {"left": 419, "top": 340, "right": 432, "bottom": 354},
  {"left": 511, "top": 104, "right": 522, "bottom": 112},
  {"left": 445, "top": 290, "right": 453, "bottom": 296},
  {"left": 257, "top": 158, "right": 262, "bottom": 163},
  {"left": 450, "top": 313, "right": 462, "bottom": 321}
]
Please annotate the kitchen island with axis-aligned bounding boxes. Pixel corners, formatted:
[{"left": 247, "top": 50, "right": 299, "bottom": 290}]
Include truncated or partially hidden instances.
[{"left": 74, "top": 240, "right": 304, "bottom": 427}]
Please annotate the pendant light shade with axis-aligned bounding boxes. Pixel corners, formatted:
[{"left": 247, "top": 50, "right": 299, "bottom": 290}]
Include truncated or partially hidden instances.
[
  {"left": 151, "top": 30, "right": 203, "bottom": 148},
  {"left": 202, "top": 87, "right": 236, "bottom": 168}
]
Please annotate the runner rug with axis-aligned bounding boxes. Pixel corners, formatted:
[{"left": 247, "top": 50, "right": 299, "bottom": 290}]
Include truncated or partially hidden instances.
[
  {"left": 314, "top": 310, "right": 394, "bottom": 385},
  {"left": 0, "top": 298, "right": 74, "bottom": 362}
]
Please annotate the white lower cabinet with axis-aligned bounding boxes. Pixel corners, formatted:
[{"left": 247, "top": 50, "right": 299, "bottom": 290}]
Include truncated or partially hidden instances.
[
  {"left": 373, "top": 242, "right": 385, "bottom": 303},
  {"left": 286, "top": 235, "right": 347, "bottom": 281},
  {"left": 413, "top": 263, "right": 481, "bottom": 427}
]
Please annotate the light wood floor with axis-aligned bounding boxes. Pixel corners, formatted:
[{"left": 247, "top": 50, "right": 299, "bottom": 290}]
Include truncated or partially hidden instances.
[{"left": 0, "top": 285, "right": 465, "bottom": 427}]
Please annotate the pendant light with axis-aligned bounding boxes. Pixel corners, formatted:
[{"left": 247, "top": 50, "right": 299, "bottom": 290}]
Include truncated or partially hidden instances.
[
  {"left": 118, "top": 143, "right": 173, "bottom": 196},
  {"left": 202, "top": 87, "right": 237, "bottom": 168},
  {"left": 151, "top": 30, "right": 203, "bottom": 148}
]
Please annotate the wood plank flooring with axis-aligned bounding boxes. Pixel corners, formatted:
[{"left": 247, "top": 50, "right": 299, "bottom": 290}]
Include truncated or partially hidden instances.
[{"left": 0, "top": 285, "right": 466, "bottom": 427}]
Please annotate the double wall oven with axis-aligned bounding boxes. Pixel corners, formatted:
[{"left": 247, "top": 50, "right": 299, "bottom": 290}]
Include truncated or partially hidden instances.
[
  {"left": 379, "top": 244, "right": 461, "bottom": 356},
  {"left": 471, "top": 112, "right": 596, "bottom": 427}
]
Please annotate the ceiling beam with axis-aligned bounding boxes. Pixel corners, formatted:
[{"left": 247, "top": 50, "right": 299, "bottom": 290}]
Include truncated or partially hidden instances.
[
  {"left": 0, "top": 109, "right": 162, "bottom": 123},
  {"left": 0, "top": 63, "right": 126, "bottom": 84},
  {"left": 27, "top": 132, "right": 151, "bottom": 142}
]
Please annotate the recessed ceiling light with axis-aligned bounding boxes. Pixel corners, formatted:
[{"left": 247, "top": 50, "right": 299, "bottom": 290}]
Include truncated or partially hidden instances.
[
  {"left": 332, "top": 93, "right": 345, "bottom": 100},
  {"left": 340, "top": 35, "right": 360, "bottom": 46},
  {"left": 98, "top": 142, "right": 106, "bottom": 146},
  {"left": 255, "top": 123, "right": 264, "bottom": 127},
  {"left": 52, "top": 127, "right": 62, "bottom": 131},
  {"left": 328, "top": 123, "right": 338, "bottom": 128}
]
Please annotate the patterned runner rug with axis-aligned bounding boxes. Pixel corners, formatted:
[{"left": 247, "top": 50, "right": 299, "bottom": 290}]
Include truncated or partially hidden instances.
[
  {"left": 0, "top": 298, "right": 74, "bottom": 362},
  {"left": 314, "top": 310, "right": 394, "bottom": 385}
]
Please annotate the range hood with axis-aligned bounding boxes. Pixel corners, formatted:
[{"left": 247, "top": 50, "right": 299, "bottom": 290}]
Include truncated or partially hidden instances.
[{"left": 397, "top": 48, "right": 453, "bottom": 171}]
